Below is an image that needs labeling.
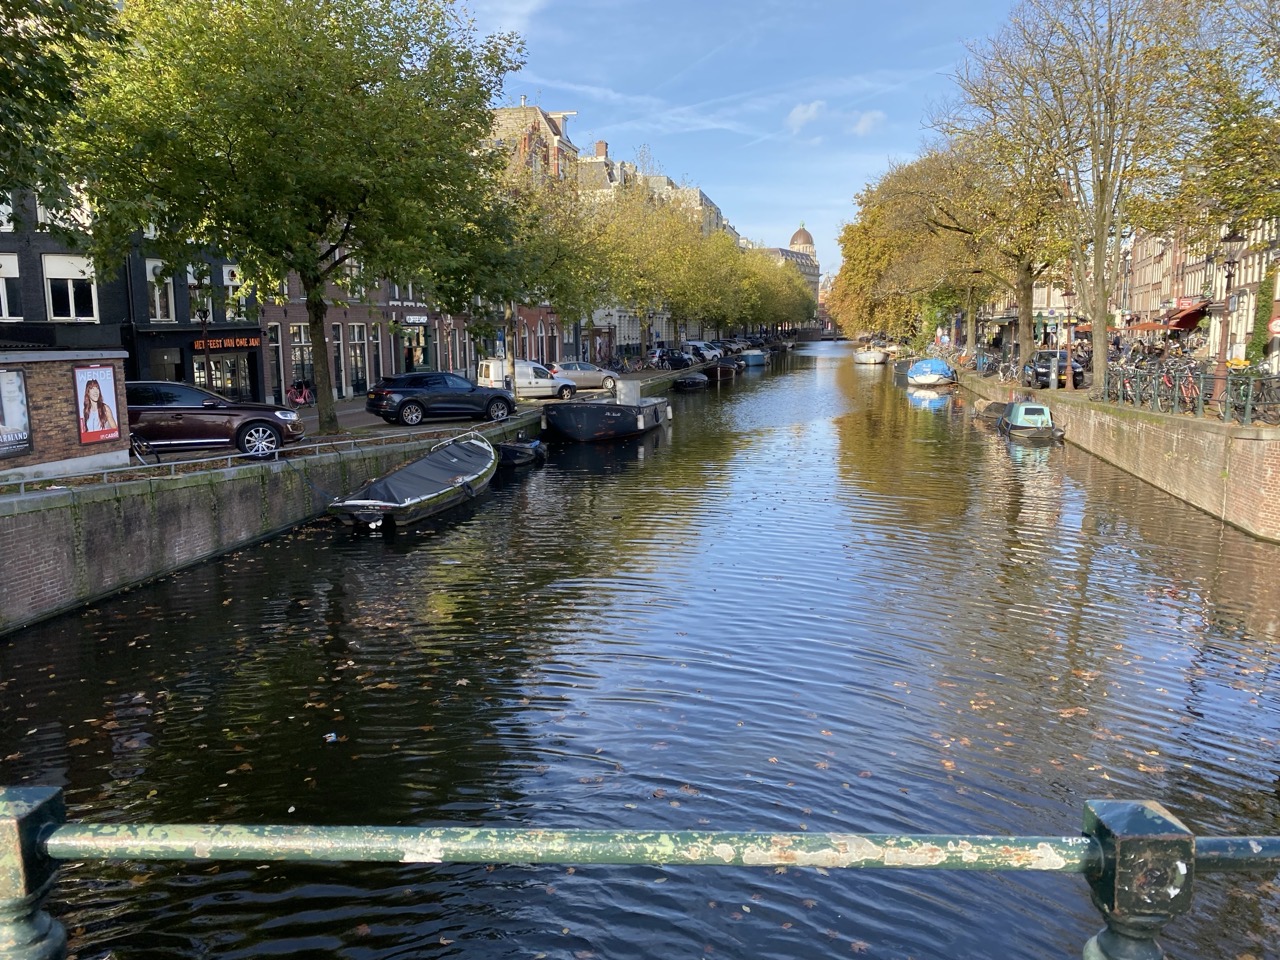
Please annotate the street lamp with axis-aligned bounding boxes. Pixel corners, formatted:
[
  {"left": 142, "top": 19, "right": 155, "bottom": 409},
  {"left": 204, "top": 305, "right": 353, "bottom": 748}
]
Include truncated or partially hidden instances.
[
  {"left": 1213, "top": 229, "right": 1247, "bottom": 400},
  {"left": 197, "top": 306, "right": 212, "bottom": 389}
]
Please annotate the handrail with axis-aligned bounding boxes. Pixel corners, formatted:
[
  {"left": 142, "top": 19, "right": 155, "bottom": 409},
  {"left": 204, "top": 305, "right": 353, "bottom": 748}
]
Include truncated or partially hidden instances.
[{"left": 2, "top": 788, "right": 1278, "bottom": 960}]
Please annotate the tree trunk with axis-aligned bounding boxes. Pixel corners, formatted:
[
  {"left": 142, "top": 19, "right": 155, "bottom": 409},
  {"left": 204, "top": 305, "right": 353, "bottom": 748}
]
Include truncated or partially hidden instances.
[
  {"left": 965, "top": 285, "right": 977, "bottom": 361},
  {"left": 1016, "top": 259, "right": 1035, "bottom": 366},
  {"left": 303, "top": 277, "right": 340, "bottom": 435}
]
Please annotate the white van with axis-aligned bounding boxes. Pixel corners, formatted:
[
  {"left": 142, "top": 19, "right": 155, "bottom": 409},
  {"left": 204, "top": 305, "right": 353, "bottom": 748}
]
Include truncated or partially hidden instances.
[{"left": 476, "top": 358, "right": 578, "bottom": 399}]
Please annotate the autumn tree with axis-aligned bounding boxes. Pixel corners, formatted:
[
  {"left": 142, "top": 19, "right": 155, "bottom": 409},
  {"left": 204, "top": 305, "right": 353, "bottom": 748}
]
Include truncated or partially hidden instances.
[
  {"left": 62, "top": 0, "right": 521, "bottom": 433},
  {"left": 960, "top": 0, "right": 1196, "bottom": 368}
]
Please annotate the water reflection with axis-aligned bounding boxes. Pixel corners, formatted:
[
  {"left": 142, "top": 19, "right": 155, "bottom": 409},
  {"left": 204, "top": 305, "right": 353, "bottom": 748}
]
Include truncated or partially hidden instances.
[{"left": 2, "top": 343, "right": 1278, "bottom": 959}]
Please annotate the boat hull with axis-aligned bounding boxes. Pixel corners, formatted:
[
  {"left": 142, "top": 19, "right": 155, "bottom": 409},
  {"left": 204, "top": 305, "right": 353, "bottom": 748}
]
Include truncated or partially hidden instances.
[
  {"left": 853, "top": 350, "right": 889, "bottom": 364},
  {"left": 328, "top": 432, "right": 497, "bottom": 533},
  {"left": 544, "top": 396, "right": 670, "bottom": 442},
  {"left": 740, "top": 350, "right": 768, "bottom": 367}
]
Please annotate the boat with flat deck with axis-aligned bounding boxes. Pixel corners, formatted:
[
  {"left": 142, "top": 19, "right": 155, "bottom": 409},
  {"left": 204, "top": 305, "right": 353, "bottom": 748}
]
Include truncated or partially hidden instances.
[{"left": 542, "top": 380, "right": 671, "bottom": 442}]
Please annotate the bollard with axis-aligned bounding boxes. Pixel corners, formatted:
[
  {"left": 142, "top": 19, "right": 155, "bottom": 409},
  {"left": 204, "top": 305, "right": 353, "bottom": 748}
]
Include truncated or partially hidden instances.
[
  {"left": 1081, "top": 800, "right": 1194, "bottom": 960},
  {"left": 0, "top": 788, "right": 67, "bottom": 960}
]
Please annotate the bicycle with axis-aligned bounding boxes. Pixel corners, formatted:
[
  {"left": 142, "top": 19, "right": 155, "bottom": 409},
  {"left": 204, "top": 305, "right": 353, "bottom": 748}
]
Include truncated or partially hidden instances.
[{"left": 285, "top": 381, "right": 315, "bottom": 408}]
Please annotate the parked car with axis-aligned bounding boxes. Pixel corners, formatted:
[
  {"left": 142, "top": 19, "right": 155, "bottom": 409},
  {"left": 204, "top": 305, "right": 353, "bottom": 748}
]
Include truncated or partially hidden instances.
[
  {"left": 682, "top": 340, "right": 723, "bottom": 362},
  {"left": 365, "top": 372, "right": 516, "bottom": 425},
  {"left": 474, "top": 358, "right": 577, "bottom": 399},
  {"left": 1022, "top": 350, "right": 1085, "bottom": 389},
  {"left": 547, "top": 360, "right": 618, "bottom": 391},
  {"left": 126, "top": 381, "right": 306, "bottom": 457},
  {"left": 648, "top": 348, "right": 696, "bottom": 369}
]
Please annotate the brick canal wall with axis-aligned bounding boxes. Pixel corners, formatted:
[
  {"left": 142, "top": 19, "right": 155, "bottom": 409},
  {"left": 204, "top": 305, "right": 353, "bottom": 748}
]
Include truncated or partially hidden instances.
[
  {"left": 963, "top": 374, "right": 1280, "bottom": 543},
  {"left": 0, "top": 419, "right": 536, "bottom": 637}
]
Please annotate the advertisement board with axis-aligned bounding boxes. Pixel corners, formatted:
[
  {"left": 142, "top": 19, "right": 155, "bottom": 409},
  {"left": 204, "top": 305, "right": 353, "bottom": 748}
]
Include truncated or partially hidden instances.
[
  {"left": 74, "top": 364, "right": 121, "bottom": 444},
  {"left": 0, "top": 369, "right": 32, "bottom": 458}
]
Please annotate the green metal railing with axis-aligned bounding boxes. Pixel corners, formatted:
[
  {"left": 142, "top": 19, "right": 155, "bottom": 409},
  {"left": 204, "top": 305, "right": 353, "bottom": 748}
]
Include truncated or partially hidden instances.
[{"left": 2, "top": 787, "right": 1278, "bottom": 960}]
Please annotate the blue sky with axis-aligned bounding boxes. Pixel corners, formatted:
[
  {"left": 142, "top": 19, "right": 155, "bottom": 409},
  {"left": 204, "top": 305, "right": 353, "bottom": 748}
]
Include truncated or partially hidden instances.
[{"left": 468, "top": 0, "right": 1016, "bottom": 276}]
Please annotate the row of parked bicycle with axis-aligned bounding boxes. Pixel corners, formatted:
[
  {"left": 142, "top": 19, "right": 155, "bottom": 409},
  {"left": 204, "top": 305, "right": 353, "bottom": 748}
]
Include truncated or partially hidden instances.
[{"left": 1102, "top": 357, "right": 1280, "bottom": 424}]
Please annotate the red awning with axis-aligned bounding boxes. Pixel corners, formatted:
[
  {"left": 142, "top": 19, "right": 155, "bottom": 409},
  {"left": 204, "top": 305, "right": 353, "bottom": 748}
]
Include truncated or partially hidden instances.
[
  {"left": 1129, "top": 320, "right": 1176, "bottom": 332},
  {"left": 1167, "top": 301, "right": 1209, "bottom": 330},
  {"left": 1075, "top": 324, "right": 1120, "bottom": 333}
]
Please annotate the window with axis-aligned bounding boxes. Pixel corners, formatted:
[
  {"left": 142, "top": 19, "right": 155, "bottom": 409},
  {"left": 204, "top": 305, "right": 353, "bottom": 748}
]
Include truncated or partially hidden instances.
[
  {"left": 289, "top": 323, "right": 313, "bottom": 386},
  {"left": 222, "top": 264, "right": 247, "bottom": 321},
  {"left": 44, "top": 254, "right": 97, "bottom": 322},
  {"left": 0, "top": 254, "right": 22, "bottom": 320},
  {"left": 187, "top": 267, "right": 213, "bottom": 321},
  {"left": 36, "top": 188, "right": 92, "bottom": 232},
  {"left": 146, "top": 260, "right": 174, "bottom": 322}
]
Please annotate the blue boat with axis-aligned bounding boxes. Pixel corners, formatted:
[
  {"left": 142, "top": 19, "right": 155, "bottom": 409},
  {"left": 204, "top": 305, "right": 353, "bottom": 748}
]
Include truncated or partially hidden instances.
[{"left": 906, "top": 357, "right": 957, "bottom": 386}]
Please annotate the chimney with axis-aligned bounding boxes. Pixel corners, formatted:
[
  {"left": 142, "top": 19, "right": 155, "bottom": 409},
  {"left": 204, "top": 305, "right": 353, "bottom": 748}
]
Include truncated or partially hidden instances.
[
  {"left": 520, "top": 94, "right": 527, "bottom": 107},
  {"left": 595, "top": 140, "right": 608, "bottom": 158}
]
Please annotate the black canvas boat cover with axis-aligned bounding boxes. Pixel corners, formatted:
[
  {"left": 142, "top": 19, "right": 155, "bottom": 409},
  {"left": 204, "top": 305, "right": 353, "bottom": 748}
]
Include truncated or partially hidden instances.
[{"left": 343, "top": 437, "right": 494, "bottom": 506}]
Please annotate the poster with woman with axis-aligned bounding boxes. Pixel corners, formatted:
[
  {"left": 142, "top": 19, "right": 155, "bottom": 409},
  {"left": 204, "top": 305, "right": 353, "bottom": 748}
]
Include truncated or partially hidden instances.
[
  {"left": 0, "top": 369, "right": 33, "bottom": 458},
  {"left": 74, "top": 364, "right": 120, "bottom": 444}
]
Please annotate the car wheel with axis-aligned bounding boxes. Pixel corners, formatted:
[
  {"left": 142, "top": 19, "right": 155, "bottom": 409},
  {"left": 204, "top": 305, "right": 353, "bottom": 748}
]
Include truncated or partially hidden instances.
[
  {"left": 486, "top": 398, "right": 511, "bottom": 421},
  {"left": 602, "top": 376, "right": 617, "bottom": 391},
  {"left": 557, "top": 385, "right": 574, "bottom": 400},
  {"left": 398, "top": 401, "right": 425, "bottom": 426},
  {"left": 1023, "top": 372, "right": 1035, "bottom": 388},
  {"left": 238, "top": 422, "right": 282, "bottom": 457}
]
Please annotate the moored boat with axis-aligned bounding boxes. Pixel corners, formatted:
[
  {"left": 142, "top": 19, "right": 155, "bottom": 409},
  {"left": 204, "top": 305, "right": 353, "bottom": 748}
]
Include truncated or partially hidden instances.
[
  {"left": 703, "top": 361, "right": 736, "bottom": 381},
  {"left": 996, "top": 399, "right": 1065, "bottom": 443},
  {"left": 740, "top": 348, "right": 768, "bottom": 367},
  {"left": 906, "top": 357, "right": 957, "bottom": 386},
  {"left": 853, "top": 348, "right": 889, "bottom": 364},
  {"left": 328, "top": 431, "right": 497, "bottom": 533},
  {"left": 673, "top": 371, "right": 709, "bottom": 391},
  {"left": 496, "top": 436, "right": 548, "bottom": 468},
  {"left": 543, "top": 380, "right": 671, "bottom": 442}
]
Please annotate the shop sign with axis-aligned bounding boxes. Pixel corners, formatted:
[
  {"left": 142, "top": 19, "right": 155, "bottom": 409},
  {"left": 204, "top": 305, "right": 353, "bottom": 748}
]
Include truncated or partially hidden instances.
[{"left": 193, "top": 334, "right": 262, "bottom": 351}]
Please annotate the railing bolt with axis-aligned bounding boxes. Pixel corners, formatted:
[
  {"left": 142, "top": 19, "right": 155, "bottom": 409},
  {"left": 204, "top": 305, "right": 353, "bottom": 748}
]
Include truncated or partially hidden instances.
[
  {"left": 0, "top": 788, "right": 66, "bottom": 960},
  {"left": 1082, "top": 800, "right": 1194, "bottom": 960}
]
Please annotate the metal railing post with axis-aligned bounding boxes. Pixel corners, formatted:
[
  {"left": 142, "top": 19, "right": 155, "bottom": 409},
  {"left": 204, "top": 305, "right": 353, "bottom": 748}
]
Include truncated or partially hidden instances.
[
  {"left": 1081, "top": 800, "right": 1194, "bottom": 960},
  {"left": 0, "top": 788, "right": 67, "bottom": 960}
]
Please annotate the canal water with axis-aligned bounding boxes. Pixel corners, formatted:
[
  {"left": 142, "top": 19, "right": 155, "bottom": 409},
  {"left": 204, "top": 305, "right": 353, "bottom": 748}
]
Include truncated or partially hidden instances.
[{"left": 3, "top": 342, "right": 1278, "bottom": 959}]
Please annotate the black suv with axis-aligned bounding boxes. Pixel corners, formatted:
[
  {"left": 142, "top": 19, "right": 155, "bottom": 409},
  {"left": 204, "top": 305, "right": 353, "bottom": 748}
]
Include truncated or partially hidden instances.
[
  {"left": 126, "top": 382, "right": 306, "bottom": 457},
  {"left": 365, "top": 372, "right": 516, "bottom": 425},
  {"left": 1022, "top": 351, "right": 1085, "bottom": 389}
]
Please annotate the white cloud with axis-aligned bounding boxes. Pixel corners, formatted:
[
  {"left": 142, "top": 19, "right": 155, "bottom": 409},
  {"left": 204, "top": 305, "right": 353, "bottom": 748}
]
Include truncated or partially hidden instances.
[
  {"left": 467, "top": 0, "right": 551, "bottom": 33},
  {"left": 847, "top": 109, "right": 887, "bottom": 136},
  {"left": 785, "top": 100, "right": 825, "bottom": 135}
]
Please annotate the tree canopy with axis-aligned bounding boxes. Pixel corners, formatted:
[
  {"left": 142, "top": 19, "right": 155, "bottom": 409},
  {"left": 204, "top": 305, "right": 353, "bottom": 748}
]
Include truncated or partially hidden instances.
[
  {"left": 62, "top": 0, "right": 523, "bottom": 431},
  {"left": 0, "top": 0, "right": 120, "bottom": 197}
]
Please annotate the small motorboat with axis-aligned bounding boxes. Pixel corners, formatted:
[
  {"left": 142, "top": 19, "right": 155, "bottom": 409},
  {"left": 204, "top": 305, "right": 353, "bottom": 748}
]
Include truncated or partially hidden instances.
[
  {"left": 543, "top": 380, "right": 671, "bottom": 442},
  {"left": 996, "top": 399, "right": 1065, "bottom": 442},
  {"left": 496, "top": 435, "right": 547, "bottom": 468},
  {"left": 906, "top": 357, "right": 957, "bottom": 386},
  {"left": 328, "top": 431, "right": 497, "bottom": 533},
  {"left": 704, "top": 361, "right": 737, "bottom": 381},
  {"left": 673, "top": 371, "right": 709, "bottom": 391},
  {"left": 853, "top": 348, "right": 889, "bottom": 364},
  {"left": 740, "top": 348, "right": 768, "bottom": 367}
]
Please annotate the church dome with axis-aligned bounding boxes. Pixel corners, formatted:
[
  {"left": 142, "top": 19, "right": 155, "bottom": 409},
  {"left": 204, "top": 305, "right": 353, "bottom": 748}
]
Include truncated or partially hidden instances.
[{"left": 790, "top": 226, "right": 814, "bottom": 248}]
